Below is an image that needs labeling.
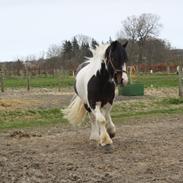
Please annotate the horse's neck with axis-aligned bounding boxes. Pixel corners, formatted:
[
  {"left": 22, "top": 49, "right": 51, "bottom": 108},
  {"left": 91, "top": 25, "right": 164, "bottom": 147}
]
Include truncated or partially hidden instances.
[{"left": 106, "top": 62, "right": 114, "bottom": 79}]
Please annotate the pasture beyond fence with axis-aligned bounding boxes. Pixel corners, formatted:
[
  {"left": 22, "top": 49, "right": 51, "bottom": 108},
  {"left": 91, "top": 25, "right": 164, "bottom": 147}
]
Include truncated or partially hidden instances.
[
  {"left": 0, "top": 73, "right": 180, "bottom": 92},
  {"left": 0, "top": 74, "right": 74, "bottom": 91}
]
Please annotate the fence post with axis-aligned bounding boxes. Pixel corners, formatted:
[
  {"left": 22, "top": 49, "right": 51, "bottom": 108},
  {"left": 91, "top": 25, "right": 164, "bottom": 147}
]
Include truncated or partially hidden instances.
[
  {"left": 58, "top": 70, "right": 62, "bottom": 92},
  {"left": 0, "top": 67, "right": 4, "bottom": 92},
  {"left": 178, "top": 65, "right": 183, "bottom": 97},
  {"left": 27, "top": 73, "right": 30, "bottom": 91},
  {"left": 24, "top": 62, "right": 30, "bottom": 91}
]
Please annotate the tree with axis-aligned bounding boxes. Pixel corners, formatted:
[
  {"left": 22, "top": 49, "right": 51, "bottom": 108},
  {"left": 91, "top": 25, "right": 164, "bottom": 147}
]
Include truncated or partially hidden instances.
[
  {"left": 108, "top": 36, "right": 113, "bottom": 43},
  {"left": 47, "top": 44, "right": 62, "bottom": 58},
  {"left": 72, "top": 37, "right": 80, "bottom": 56},
  {"left": 81, "top": 42, "right": 92, "bottom": 58},
  {"left": 121, "top": 13, "right": 162, "bottom": 64},
  {"left": 62, "top": 40, "right": 73, "bottom": 60},
  {"left": 15, "top": 59, "right": 24, "bottom": 75},
  {"left": 91, "top": 38, "right": 99, "bottom": 49},
  {"left": 74, "top": 34, "right": 92, "bottom": 46}
]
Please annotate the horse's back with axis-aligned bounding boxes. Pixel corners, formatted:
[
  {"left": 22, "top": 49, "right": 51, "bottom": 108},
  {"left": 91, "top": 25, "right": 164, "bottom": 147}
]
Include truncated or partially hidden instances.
[
  {"left": 75, "top": 61, "right": 90, "bottom": 76},
  {"left": 75, "top": 62, "right": 93, "bottom": 104}
]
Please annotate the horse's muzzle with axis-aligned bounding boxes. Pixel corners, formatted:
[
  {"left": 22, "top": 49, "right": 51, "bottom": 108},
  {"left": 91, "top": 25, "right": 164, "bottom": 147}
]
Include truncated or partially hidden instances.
[
  {"left": 115, "top": 72, "right": 128, "bottom": 86},
  {"left": 121, "top": 78, "right": 128, "bottom": 87},
  {"left": 121, "top": 72, "right": 128, "bottom": 87}
]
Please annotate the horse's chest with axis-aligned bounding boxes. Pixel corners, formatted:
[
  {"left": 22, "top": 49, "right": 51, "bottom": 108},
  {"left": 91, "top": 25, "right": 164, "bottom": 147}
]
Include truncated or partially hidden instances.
[{"left": 87, "top": 75, "right": 115, "bottom": 108}]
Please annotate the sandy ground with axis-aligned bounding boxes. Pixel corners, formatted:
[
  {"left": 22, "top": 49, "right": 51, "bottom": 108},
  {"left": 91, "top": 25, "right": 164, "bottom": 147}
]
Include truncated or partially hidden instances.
[
  {"left": 0, "top": 115, "right": 183, "bottom": 183},
  {"left": 0, "top": 87, "right": 183, "bottom": 183},
  {"left": 0, "top": 87, "right": 179, "bottom": 110}
]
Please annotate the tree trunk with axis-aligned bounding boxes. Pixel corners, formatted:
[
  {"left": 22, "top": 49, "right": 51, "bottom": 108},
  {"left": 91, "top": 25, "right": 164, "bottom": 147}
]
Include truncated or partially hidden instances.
[{"left": 178, "top": 66, "right": 183, "bottom": 97}]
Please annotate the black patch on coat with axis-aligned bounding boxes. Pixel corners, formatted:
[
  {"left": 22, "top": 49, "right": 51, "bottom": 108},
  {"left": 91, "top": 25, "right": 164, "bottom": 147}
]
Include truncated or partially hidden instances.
[
  {"left": 87, "top": 62, "right": 115, "bottom": 110},
  {"left": 84, "top": 104, "right": 92, "bottom": 112}
]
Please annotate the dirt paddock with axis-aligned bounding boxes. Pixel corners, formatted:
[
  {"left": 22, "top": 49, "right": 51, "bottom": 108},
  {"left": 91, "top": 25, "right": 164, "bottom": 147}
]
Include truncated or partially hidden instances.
[
  {"left": 0, "top": 88, "right": 183, "bottom": 182},
  {"left": 1, "top": 115, "right": 183, "bottom": 183}
]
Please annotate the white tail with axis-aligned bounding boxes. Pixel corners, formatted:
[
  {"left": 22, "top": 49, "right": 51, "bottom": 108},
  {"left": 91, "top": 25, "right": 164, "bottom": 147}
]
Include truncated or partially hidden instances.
[{"left": 63, "top": 94, "right": 86, "bottom": 125}]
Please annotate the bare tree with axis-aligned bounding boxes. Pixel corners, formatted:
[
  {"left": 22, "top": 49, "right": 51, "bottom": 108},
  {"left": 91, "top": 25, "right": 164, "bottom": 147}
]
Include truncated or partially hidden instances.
[
  {"left": 46, "top": 44, "right": 62, "bottom": 58},
  {"left": 74, "top": 34, "right": 93, "bottom": 46},
  {"left": 121, "top": 13, "right": 162, "bottom": 65}
]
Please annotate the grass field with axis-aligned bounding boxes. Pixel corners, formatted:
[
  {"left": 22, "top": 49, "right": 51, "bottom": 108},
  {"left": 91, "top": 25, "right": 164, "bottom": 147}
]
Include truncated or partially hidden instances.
[
  {"left": 133, "top": 73, "right": 179, "bottom": 88},
  {"left": 0, "top": 97, "right": 183, "bottom": 131},
  {"left": 3, "top": 73, "right": 179, "bottom": 89},
  {"left": 0, "top": 72, "right": 182, "bottom": 131},
  {"left": 0, "top": 108, "right": 67, "bottom": 130},
  {"left": 4, "top": 74, "right": 74, "bottom": 88}
]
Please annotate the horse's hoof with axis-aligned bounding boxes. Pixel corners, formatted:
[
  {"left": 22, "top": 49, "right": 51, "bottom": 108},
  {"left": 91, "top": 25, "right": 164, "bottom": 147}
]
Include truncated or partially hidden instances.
[
  {"left": 100, "top": 144, "right": 113, "bottom": 153},
  {"left": 107, "top": 128, "right": 116, "bottom": 139},
  {"left": 109, "top": 133, "right": 115, "bottom": 138}
]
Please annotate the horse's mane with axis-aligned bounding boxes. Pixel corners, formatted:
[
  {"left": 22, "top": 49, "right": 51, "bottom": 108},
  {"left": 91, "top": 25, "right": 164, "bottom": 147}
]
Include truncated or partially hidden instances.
[{"left": 86, "top": 44, "right": 109, "bottom": 63}]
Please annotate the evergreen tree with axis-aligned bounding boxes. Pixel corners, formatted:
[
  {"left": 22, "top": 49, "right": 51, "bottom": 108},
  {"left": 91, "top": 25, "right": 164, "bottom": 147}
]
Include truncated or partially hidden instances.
[
  {"left": 91, "top": 38, "right": 99, "bottom": 49},
  {"left": 62, "top": 40, "right": 73, "bottom": 60},
  {"left": 81, "top": 42, "right": 92, "bottom": 58},
  {"left": 72, "top": 37, "right": 80, "bottom": 56},
  {"left": 109, "top": 36, "right": 112, "bottom": 43}
]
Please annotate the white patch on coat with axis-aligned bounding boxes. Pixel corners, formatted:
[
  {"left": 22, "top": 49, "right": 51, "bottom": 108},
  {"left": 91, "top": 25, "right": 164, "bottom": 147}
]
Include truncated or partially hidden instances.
[
  {"left": 102, "top": 103, "right": 116, "bottom": 136},
  {"left": 94, "top": 103, "right": 112, "bottom": 146},
  {"left": 122, "top": 63, "right": 128, "bottom": 86},
  {"left": 75, "top": 44, "right": 109, "bottom": 107}
]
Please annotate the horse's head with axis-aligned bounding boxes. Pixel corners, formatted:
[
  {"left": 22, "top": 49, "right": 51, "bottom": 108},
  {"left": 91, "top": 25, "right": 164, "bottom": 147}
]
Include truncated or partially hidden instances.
[{"left": 105, "top": 40, "right": 128, "bottom": 86}]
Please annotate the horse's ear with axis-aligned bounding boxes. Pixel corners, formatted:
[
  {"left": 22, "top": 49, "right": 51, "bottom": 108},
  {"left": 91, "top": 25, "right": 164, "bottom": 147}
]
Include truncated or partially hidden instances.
[
  {"left": 111, "top": 41, "right": 118, "bottom": 48},
  {"left": 122, "top": 41, "right": 128, "bottom": 48},
  {"left": 105, "top": 46, "right": 110, "bottom": 58},
  {"left": 109, "top": 40, "right": 119, "bottom": 52}
]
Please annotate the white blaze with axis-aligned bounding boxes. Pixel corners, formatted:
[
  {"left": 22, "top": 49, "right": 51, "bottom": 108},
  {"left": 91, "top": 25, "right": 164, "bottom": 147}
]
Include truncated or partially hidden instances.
[{"left": 122, "top": 63, "right": 128, "bottom": 86}]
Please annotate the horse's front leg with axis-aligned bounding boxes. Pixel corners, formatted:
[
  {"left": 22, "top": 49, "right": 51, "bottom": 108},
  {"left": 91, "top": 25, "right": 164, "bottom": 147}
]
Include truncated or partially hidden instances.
[
  {"left": 103, "top": 104, "right": 116, "bottom": 138},
  {"left": 89, "top": 113, "right": 100, "bottom": 141},
  {"left": 94, "top": 103, "right": 112, "bottom": 146},
  {"left": 105, "top": 112, "right": 116, "bottom": 138}
]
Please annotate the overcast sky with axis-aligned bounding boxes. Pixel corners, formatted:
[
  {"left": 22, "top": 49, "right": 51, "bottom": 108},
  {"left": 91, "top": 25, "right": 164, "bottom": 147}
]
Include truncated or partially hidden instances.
[{"left": 0, "top": 0, "right": 183, "bottom": 61}]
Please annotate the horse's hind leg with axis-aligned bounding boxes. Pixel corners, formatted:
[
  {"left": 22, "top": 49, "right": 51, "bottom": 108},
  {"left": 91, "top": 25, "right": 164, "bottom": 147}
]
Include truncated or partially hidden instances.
[
  {"left": 89, "top": 113, "right": 100, "bottom": 141},
  {"left": 94, "top": 103, "right": 112, "bottom": 146}
]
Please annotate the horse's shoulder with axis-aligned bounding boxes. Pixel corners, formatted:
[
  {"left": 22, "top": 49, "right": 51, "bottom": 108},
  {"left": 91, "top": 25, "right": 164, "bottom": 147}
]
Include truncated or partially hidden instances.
[{"left": 75, "top": 61, "right": 90, "bottom": 75}]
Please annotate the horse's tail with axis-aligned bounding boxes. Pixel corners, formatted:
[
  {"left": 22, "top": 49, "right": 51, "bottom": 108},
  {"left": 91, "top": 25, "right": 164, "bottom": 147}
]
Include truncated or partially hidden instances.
[{"left": 63, "top": 94, "right": 86, "bottom": 125}]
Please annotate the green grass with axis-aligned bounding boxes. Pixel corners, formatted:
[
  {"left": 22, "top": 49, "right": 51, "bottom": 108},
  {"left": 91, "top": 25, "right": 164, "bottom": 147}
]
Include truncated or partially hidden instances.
[
  {"left": 0, "top": 108, "right": 66, "bottom": 130},
  {"left": 112, "top": 97, "right": 183, "bottom": 119},
  {"left": 3, "top": 73, "right": 179, "bottom": 89},
  {"left": 133, "top": 73, "right": 178, "bottom": 88},
  {"left": 4, "top": 74, "right": 75, "bottom": 88},
  {"left": 161, "top": 98, "right": 183, "bottom": 105},
  {"left": 0, "top": 97, "right": 183, "bottom": 131}
]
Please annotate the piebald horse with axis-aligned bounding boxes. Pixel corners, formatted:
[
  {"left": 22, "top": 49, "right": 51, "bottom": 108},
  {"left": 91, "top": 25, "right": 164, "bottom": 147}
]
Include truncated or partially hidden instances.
[{"left": 63, "top": 40, "right": 128, "bottom": 147}]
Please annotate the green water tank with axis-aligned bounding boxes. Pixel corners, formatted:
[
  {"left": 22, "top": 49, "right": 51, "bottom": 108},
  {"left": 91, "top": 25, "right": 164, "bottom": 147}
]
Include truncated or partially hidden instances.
[{"left": 118, "top": 83, "right": 144, "bottom": 96}]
